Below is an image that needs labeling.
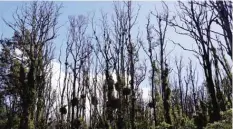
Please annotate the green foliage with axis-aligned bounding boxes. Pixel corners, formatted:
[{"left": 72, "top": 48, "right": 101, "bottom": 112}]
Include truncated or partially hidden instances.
[
  {"left": 205, "top": 121, "right": 232, "bottom": 129},
  {"left": 155, "top": 121, "right": 172, "bottom": 129},
  {"left": 155, "top": 92, "right": 165, "bottom": 123},
  {"left": 0, "top": 103, "right": 7, "bottom": 129},
  {"left": 171, "top": 108, "right": 196, "bottom": 129},
  {"left": 205, "top": 109, "right": 232, "bottom": 129},
  {"left": 194, "top": 100, "right": 208, "bottom": 128},
  {"left": 135, "top": 119, "right": 150, "bottom": 129},
  {"left": 194, "top": 112, "right": 208, "bottom": 129},
  {"left": 5, "top": 115, "right": 21, "bottom": 129},
  {"left": 178, "top": 118, "right": 196, "bottom": 129},
  {"left": 79, "top": 117, "right": 88, "bottom": 129},
  {"left": 171, "top": 105, "right": 180, "bottom": 127},
  {"left": 29, "top": 118, "right": 35, "bottom": 129},
  {"left": 0, "top": 1, "right": 232, "bottom": 129},
  {"left": 221, "top": 109, "right": 232, "bottom": 122}
]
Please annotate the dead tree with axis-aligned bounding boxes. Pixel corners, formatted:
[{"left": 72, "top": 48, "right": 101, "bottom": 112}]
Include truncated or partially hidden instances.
[
  {"left": 209, "top": 1, "right": 232, "bottom": 59},
  {"left": 111, "top": 2, "right": 129, "bottom": 127},
  {"left": 140, "top": 13, "right": 159, "bottom": 126},
  {"left": 174, "top": 56, "right": 184, "bottom": 116},
  {"left": 67, "top": 14, "right": 91, "bottom": 129},
  {"left": 150, "top": 2, "right": 172, "bottom": 125},
  {"left": 92, "top": 10, "right": 115, "bottom": 128},
  {"left": 169, "top": 1, "right": 221, "bottom": 122},
  {"left": 184, "top": 62, "right": 192, "bottom": 117},
  {"left": 124, "top": 1, "right": 141, "bottom": 128},
  {"left": 188, "top": 59, "right": 199, "bottom": 115}
]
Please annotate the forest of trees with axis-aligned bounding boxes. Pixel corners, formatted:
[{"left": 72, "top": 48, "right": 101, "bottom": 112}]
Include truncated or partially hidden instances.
[{"left": 0, "top": 1, "right": 232, "bottom": 129}]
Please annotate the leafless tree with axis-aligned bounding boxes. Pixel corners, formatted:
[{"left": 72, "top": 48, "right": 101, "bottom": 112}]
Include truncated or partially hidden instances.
[
  {"left": 169, "top": 0, "right": 223, "bottom": 121},
  {"left": 174, "top": 56, "right": 184, "bottom": 115},
  {"left": 65, "top": 14, "right": 92, "bottom": 129},
  {"left": 150, "top": 1, "right": 172, "bottom": 124}
]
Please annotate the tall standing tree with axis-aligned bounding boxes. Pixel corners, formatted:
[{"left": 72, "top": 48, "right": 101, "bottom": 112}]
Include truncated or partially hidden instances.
[{"left": 2, "top": 1, "right": 61, "bottom": 129}]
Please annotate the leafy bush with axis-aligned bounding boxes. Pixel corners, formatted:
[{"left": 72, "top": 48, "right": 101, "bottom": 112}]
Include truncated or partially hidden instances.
[
  {"left": 155, "top": 121, "right": 172, "bottom": 129},
  {"left": 205, "top": 109, "right": 232, "bottom": 129},
  {"left": 205, "top": 121, "right": 232, "bottom": 129},
  {"left": 179, "top": 118, "right": 196, "bottom": 129},
  {"left": 221, "top": 109, "right": 232, "bottom": 122}
]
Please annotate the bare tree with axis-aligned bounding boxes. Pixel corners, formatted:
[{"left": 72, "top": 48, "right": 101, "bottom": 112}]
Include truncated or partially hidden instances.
[
  {"left": 66, "top": 14, "right": 91, "bottom": 129},
  {"left": 169, "top": 1, "right": 222, "bottom": 121},
  {"left": 150, "top": 2, "right": 172, "bottom": 125},
  {"left": 209, "top": 1, "right": 232, "bottom": 58},
  {"left": 140, "top": 13, "right": 159, "bottom": 126},
  {"left": 174, "top": 56, "right": 184, "bottom": 116}
]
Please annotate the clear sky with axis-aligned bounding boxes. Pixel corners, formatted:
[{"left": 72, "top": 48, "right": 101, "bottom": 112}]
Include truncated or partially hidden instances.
[
  {"left": 0, "top": 1, "right": 184, "bottom": 54},
  {"left": 0, "top": 1, "right": 205, "bottom": 95}
]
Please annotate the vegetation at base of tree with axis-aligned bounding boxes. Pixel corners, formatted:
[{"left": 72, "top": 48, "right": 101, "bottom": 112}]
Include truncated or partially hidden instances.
[
  {"left": 205, "top": 109, "right": 232, "bottom": 129},
  {"left": 0, "top": 1, "right": 232, "bottom": 129}
]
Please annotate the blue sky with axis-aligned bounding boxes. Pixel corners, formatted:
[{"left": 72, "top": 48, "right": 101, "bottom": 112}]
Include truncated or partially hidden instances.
[
  {"left": 0, "top": 1, "right": 188, "bottom": 51},
  {"left": 0, "top": 1, "right": 204, "bottom": 91}
]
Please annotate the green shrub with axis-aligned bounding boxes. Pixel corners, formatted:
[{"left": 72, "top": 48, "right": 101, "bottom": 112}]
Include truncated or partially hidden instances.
[
  {"left": 179, "top": 118, "right": 196, "bottom": 129},
  {"left": 205, "top": 109, "right": 232, "bottom": 129},
  {"left": 155, "top": 121, "right": 172, "bottom": 129},
  {"left": 205, "top": 121, "right": 232, "bottom": 129},
  {"left": 221, "top": 109, "right": 232, "bottom": 122}
]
